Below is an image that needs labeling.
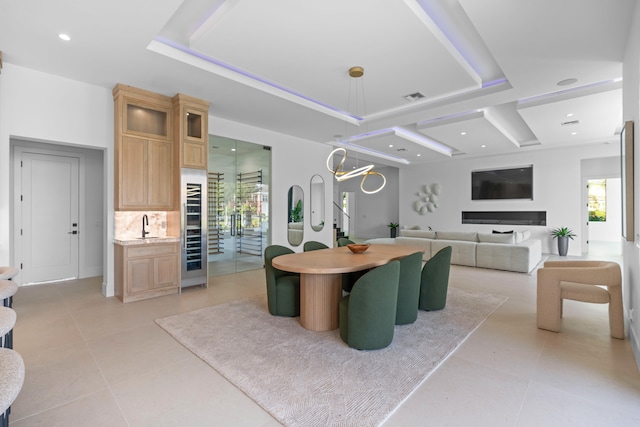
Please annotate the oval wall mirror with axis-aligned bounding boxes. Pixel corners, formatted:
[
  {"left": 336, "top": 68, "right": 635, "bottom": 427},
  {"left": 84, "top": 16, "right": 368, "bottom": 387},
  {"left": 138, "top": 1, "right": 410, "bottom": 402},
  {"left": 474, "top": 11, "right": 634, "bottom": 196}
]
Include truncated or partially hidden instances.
[
  {"left": 310, "top": 175, "right": 325, "bottom": 232},
  {"left": 287, "top": 185, "right": 304, "bottom": 246}
]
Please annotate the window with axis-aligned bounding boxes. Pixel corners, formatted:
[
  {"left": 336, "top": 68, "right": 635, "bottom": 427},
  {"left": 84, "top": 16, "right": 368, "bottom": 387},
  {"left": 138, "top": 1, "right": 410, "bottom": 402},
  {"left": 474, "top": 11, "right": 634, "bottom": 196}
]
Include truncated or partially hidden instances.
[{"left": 588, "top": 179, "right": 606, "bottom": 222}]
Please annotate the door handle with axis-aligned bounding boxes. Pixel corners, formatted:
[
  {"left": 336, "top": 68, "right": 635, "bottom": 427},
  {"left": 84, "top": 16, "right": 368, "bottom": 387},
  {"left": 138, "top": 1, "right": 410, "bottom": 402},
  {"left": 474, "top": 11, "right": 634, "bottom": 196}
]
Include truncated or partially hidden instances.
[
  {"left": 230, "top": 214, "right": 236, "bottom": 236},
  {"left": 67, "top": 230, "right": 78, "bottom": 235}
]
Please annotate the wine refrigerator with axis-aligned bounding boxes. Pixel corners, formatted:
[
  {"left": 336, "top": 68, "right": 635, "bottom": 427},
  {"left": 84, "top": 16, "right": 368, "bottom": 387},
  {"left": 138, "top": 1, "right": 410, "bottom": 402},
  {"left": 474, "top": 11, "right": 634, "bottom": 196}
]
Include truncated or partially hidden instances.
[{"left": 181, "top": 168, "right": 208, "bottom": 288}]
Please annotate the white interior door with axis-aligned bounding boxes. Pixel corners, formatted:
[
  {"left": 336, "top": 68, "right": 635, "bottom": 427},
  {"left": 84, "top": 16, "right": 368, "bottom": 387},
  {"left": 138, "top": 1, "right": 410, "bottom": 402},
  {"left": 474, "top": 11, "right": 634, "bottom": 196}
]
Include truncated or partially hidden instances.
[{"left": 18, "top": 152, "right": 79, "bottom": 284}]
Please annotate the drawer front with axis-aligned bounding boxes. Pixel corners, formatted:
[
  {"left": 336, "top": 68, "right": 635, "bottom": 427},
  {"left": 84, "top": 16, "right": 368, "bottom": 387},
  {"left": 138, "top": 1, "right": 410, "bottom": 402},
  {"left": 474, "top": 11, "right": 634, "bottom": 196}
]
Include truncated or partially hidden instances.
[{"left": 126, "top": 243, "right": 178, "bottom": 258}]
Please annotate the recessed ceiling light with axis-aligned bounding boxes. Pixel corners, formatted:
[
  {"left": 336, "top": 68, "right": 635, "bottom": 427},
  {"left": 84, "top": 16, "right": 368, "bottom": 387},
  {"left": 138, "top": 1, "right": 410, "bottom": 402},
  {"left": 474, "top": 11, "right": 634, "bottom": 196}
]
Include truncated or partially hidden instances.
[
  {"left": 461, "top": 132, "right": 467, "bottom": 136},
  {"left": 231, "top": 148, "right": 236, "bottom": 151},
  {"left": 557, "top": 78, "right": 578, "bottom": 86},
  {"left": 58, "top": 33, "right": 71, "bottom": 41},
  {"left": 566, "top": 113, "right": 574, "bottom": 117},
  {"left": 571, "top": 132, "right": 578, "bottom": 135},
  {"left": 416, "top": 153, "right": 421, "bottom": 157},
  {"left": 388, "top": 144, "right": 394, "bottom": 148},
  {"left": 481, "top": 144, "right": 486, "bottom": 148}
]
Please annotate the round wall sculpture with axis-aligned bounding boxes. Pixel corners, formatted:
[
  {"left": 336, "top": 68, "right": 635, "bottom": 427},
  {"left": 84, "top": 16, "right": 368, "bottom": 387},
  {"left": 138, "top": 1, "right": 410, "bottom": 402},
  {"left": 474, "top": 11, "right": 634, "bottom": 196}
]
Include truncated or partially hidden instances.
[{"left": 414, "top": 183, "right": 441, "bottom": 215}]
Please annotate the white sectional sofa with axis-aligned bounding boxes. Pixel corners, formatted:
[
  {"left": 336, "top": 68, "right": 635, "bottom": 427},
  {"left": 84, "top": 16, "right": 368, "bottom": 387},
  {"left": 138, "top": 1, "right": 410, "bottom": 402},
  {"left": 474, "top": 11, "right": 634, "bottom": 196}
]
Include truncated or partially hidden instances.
[{"left": 366, "top": 229, "right": 542, "bottom": 273}]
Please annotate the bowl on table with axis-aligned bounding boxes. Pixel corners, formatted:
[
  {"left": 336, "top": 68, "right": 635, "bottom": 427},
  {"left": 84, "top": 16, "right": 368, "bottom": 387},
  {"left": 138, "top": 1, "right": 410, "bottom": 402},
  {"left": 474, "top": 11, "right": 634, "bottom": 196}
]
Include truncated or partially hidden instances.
[{"left": 347, "top": 243, "right": 370, "bottom": 254}]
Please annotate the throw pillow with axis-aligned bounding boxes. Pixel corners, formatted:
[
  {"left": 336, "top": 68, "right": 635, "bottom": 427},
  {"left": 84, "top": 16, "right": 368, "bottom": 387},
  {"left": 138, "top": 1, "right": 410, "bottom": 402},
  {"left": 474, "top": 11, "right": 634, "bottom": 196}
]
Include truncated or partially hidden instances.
[{"left": 479, "top": 233, "right": 516, "bottom": 244}]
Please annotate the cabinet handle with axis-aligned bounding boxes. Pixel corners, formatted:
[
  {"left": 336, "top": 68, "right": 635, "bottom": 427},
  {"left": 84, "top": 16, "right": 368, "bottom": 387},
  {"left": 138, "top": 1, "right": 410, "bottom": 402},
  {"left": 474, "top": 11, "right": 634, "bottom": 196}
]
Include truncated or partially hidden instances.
[{"left": 183, "top": 203, "right": 187, "bottom": 250}]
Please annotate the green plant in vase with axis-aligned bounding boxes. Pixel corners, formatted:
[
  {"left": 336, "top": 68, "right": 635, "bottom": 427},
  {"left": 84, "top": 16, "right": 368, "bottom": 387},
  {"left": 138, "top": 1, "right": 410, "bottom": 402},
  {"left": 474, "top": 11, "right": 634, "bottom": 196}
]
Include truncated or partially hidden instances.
[
  {"left": 291, "top": 200, "right": 303, "bottom": 223},
  {"left": 550, "top": 227, "right": 576, "bottom": 256},
  {"left": 388, "top": 222, "right": 399, "bottom": 238}
]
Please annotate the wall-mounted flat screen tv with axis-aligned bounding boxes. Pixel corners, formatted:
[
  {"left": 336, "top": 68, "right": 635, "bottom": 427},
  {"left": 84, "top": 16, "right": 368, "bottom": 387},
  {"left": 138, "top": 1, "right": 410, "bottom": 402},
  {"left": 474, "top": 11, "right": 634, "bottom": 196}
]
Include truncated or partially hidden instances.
[{"left": 472, "top": 166, "right": 533, "bottom": 200}]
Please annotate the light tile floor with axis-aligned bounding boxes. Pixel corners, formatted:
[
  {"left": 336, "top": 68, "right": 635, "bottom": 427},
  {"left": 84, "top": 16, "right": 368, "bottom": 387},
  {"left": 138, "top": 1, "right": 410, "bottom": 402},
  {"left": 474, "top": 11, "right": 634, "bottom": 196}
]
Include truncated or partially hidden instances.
[{"left": 9, "top": 247, "right": 640, "bottom": 426}]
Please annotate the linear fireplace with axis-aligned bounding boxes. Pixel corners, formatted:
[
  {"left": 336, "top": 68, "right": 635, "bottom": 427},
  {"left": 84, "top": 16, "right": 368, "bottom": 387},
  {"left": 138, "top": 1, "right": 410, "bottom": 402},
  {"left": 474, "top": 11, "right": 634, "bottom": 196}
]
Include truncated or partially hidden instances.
[{"left": 461, "top": 211, "right": 546, "bottom": 226}]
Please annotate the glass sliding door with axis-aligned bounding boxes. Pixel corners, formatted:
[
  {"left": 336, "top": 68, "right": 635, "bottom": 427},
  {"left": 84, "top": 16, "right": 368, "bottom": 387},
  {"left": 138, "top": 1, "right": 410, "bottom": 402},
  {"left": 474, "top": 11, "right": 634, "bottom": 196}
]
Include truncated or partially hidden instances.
[{"left": 208, "top": 135, "right": 270, "bottom": 277}]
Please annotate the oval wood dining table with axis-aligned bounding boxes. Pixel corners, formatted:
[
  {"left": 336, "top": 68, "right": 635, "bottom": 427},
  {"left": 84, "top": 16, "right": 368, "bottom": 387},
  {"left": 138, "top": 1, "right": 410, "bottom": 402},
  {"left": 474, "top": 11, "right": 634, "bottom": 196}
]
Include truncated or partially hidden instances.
[{"left": 272, "top": 244, "right": 424, "bottom": 331}]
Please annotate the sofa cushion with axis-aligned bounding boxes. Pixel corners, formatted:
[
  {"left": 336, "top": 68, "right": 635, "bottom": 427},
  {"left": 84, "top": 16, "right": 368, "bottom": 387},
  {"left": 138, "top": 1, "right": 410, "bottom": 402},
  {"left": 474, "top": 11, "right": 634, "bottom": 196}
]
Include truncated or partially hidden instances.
[
  {"left": 476, "top": 239, "right": 542, "bottom": 273},
  {"left": 364, "top": 238, "right": 397, "bottom": 245},
  {"left": 395, "top": 237, "right": 432, "bottom": 261},
  {"left": 478, "top": 233, "right": 516, "bottom": 244},
  {"left": 436, "top": 231, "right": 478, "bottom": 242},
  {"left": 431, "top": 240, "right": 476, "bottom": 267},
  {"left": 400, "top": 229, "right": 436, "bottom": 239},
  {"left": 514, "top": 230, "right": 531, "bottom": 243}
]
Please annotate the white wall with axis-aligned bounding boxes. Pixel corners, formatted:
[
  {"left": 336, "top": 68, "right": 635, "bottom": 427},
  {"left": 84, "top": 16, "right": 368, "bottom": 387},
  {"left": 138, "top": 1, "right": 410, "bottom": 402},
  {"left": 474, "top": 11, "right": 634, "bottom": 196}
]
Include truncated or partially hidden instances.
[
  {"left": 0, "top": 63, "right": 114, "bottom": 294},
  {"left": 335, "top": 165, "right": 399, "bottom": 240},
  {"left": 623, "top": 0, "right": 640, "bottom": 370},
  {"left": 399, "top": 144, "right": 619, "bottom": 256}
]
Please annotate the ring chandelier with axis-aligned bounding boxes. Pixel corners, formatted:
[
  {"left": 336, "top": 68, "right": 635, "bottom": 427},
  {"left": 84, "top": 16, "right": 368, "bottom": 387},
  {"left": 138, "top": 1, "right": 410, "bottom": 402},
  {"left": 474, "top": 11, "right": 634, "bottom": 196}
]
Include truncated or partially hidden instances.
[{"left": 326, "top": 147, "right": 386, "bottom": 194}]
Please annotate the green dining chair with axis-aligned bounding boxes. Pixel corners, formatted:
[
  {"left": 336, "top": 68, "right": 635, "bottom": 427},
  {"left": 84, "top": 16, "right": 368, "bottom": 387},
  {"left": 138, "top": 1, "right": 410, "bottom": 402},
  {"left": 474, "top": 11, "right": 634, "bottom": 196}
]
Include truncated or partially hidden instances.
[
  {"left": 340, "top": 261, "right": 400, "bottom": 350},
  {"left": 264, "top": 245, "right": 300, "bottom": 317},
  {"left": 337, "top": 237, "right": 354, "bottom": 247},
  {"left": 336, "top": 237, "right": 364, "bottom": 292},
  {"left": 395, "top": 251, "right": 423, "bottom": 325},
  {"left": 419, "top": 246, "right": 452, "bottom": 311},
  {"left": 303, "top": 241, "right": 329, "bottom": 251}
]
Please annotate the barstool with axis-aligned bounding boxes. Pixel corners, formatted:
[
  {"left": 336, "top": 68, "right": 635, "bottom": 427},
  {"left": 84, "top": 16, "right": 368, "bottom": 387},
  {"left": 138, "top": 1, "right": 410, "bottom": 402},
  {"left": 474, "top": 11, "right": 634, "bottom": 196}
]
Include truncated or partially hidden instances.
[
  {"left": 0, "top": 307, "right": 16, "bottom": 349},
  {"left": 0, "top": 282, "right": 18, "bottom": 349},
  {"left": 0, "top": 348, "right": 25, "bottom": 427},
  {"left": 0, "top": 267, "right": 18, "bottom": 308}
]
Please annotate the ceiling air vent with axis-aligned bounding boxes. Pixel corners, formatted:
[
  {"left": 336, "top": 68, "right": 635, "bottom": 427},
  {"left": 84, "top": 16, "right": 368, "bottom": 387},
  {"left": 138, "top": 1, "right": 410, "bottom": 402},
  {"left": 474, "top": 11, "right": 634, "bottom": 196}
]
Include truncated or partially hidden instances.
[
  {"left": 403, "top": 92, "right": 425, "bottom": 102},
  {"left": 396, "top": 148, "right": 408, "bottom": 152},
  {"left": 561, "top": 120, "right": 580, "bottom": 126}
]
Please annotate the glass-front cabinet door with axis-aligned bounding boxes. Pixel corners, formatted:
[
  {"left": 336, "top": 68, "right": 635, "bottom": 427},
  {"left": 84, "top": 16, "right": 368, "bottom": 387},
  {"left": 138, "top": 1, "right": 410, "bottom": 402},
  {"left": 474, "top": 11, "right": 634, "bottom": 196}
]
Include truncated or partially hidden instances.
[{"left": 208, "top": 135, "right": 270, "bottom": 277}]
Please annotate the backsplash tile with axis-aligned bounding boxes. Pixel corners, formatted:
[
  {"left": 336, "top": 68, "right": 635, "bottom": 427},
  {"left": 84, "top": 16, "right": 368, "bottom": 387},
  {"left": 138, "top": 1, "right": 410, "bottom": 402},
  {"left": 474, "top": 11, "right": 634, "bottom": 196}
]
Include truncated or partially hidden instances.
[{"left": 114, "top": 211, "right": 168, "bottom": 240}]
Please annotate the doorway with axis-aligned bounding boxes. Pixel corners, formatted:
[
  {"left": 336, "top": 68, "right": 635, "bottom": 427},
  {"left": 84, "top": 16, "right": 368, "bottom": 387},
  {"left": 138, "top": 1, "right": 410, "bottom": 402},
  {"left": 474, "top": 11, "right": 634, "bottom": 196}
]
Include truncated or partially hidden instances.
[
  {"left": 581, "top": 156, "right": 622, "bottom": 257},
  {"left": 208, "top": 135, "right": 270, "bottom": 277},
  {"left": 15, "top": 151, "right": 79, "bottom": 283},
  {"left": 586, "top": 177, "right": 622, "bottom": 256},
  {"left": 341, "top": 191, "right": 355, "bottom": 239},
  {"left": 11, "top": 140, "right": 105, "bottom": 286}
]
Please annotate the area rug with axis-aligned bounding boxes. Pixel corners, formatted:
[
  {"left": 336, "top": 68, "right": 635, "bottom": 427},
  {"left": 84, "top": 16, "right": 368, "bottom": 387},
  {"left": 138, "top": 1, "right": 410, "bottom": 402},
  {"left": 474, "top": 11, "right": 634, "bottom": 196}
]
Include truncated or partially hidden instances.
[{"left": 156, "top": 288, "right": 507, "bottom": 426}]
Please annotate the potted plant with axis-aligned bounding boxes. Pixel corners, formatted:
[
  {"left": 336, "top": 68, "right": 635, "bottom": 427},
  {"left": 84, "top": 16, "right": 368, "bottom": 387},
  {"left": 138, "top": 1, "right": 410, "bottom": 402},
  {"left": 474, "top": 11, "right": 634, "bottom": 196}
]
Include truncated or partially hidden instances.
[
  {"left": 388, "top": 222, "right": 399, "bottom": 238},
  {"left": 290, "top": 200, "right": 302, "bottom": 223},
  {"left": 550, "top": 227, "right": 576, "bottom": 256}
]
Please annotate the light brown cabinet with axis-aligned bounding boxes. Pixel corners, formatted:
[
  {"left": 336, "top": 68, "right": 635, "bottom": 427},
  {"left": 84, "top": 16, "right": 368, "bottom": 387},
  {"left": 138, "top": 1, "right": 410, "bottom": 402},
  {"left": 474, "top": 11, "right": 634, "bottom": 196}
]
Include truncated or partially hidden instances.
[
  {"left": 118, "top": 136, "right": 173, "bottom": 209},
  {"left": 173, "top": 94, "right": 210, "bottom": 170},
  {"left": 114, "top": 84, "right": 174, "bottom": 210},
  {"left": 115, "top": 241, "right": 179, "bottom": 303}
]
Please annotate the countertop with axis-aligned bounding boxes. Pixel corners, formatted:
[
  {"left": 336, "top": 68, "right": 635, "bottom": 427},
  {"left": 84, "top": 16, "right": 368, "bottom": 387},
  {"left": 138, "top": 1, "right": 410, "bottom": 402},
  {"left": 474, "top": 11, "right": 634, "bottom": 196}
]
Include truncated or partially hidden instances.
[{"left": 113, "top": 236, "right": 180, "bottom": 246}]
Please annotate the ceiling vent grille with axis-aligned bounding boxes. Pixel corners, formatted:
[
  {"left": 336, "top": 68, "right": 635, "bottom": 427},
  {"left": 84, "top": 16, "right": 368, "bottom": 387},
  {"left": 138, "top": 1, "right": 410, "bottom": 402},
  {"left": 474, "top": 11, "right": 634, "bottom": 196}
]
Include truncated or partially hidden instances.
[
  {"left": 561, "top": 120, "right": 580, "bottom": 126},
  {"left": 404, "top": 92, "right": 425, "bottom": 102}
]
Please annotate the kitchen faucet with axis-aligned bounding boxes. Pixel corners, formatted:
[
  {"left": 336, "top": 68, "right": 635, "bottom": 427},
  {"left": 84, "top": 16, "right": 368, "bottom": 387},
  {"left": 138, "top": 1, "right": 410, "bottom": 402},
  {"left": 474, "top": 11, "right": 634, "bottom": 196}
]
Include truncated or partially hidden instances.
[{"left": 142, "top": 214, "right": 150, "bottom": 239}]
